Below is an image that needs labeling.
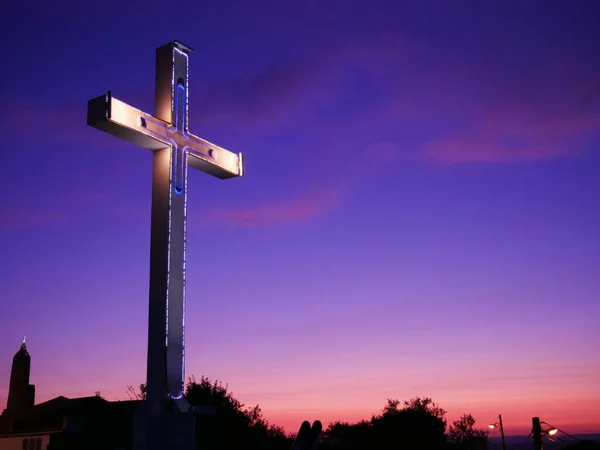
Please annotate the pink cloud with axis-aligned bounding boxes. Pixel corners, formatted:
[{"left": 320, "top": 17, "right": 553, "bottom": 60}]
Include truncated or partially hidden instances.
[
  {"left": 197, "top": 33, "right": 597, "bottom": 167},
  {"left": 357, "top": 53, "right": 600, "bottom": 164},
  {"left": 420, "top": 104, "right": 599, "bottom": 164},
  {"left": 482, "top": 108, "right": 600, "bottom": 140},
  {"left": 9, "top": 28, "right": 599, "bottom": 175},
  {"left": 198, "top": 186, "right": 345, "bottom": 229},
  {"left": 421, "top": 136, "right": 578, "bottom": 165},
  {"left": 0, "top": 209, "right": 69, "bottom": 230}
]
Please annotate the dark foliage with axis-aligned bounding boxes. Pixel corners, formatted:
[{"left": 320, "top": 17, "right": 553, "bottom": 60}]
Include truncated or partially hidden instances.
[
  {"left": 447, "top": 414, "right": 489, "bottom": 450},
  {"left": 320, "top": 397, "right": 451, "bottom": 450},
  {"left": 134, "top": 377, "right": 492, "bottom": 450},
  {"left": 185, "top": 376, "right": 289, "bottom": 450}
]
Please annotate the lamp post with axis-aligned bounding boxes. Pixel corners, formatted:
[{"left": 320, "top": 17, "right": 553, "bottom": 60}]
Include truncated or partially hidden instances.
[
  {"left": 488, "top": 414, "right": 506, "bottom": 450},
  {"left": 532, "top": 417, "right": 543, "bottom": 450}
]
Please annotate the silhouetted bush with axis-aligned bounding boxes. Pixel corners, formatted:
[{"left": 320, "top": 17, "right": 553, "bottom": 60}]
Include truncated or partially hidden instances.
[{"left": 136, "top": 377, "right": 494, "bottom": 450}]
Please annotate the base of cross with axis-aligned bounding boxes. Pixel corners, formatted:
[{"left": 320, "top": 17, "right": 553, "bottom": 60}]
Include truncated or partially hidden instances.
[
  {"left": 133, "top": 400, "right": 321, "bottom": 450},
  {"left": 133, "top": 397, "right": 216, "bottom": 450}
]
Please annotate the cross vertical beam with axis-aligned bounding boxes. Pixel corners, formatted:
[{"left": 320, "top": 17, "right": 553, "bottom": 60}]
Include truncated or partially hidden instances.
[
  {"left": 145, "top": 42, "right": 190, "bottom": 409},
  {"left": 87, "top": 40, "right": 243, "bottom": 450}
]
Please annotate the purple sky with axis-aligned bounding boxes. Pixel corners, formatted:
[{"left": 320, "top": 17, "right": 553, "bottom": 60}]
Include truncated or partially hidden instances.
[{"left": 1, "top": 0, "right": 599, "bottom": 435}]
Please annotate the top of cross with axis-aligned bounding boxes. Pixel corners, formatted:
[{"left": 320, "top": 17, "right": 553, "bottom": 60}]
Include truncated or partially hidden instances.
[
  {"left": 172, "top": 40, "right": 194, "bottom": 53},
  {"left": 87, "top": 41, "right": 243, "bottom": 180}
]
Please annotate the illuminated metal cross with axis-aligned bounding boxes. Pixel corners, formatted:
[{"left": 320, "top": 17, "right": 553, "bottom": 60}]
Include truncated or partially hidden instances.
[{"left": 87, "top": 41, "right": 243, "bottom": 420}]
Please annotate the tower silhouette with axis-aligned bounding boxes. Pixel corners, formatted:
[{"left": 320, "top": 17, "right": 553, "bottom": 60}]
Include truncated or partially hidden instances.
[{"left": 5, "top": 338, "right": 35, "bottom": 414}]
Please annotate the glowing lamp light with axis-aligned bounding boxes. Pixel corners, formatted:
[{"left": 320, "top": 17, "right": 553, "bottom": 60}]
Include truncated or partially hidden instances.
[
  {"left": 548, "top": 428, "right": 558, "bottom": 436},
  {"left": 488, "top": 424, "right": 496, "bottom": 429}
]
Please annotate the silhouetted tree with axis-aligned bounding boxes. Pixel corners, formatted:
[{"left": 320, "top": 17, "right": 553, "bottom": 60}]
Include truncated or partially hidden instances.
[
  {"left": 372, "top": 397, "right": 447, "bottom": 450},
  {"left": 448, "top": 414, "right": 488, "bottom": 450},
  {"left": 401, "top": 397, "right": 447, "bottom": 423},
  {"left": 125, "top": 384, "right": 145, "bottom": 400},
  {"left": 139, "top": 382, "right": 147, "bottom": 400},
  {"left": 131, "top": 379, "right": 498, "bottom": 450},
  {"left": 322, "top": 420, "right": 373, "bottom": 450},
  {"left": 184, "top": 375, "right": 288, "bottom": 450},
  {"left": 323, "top": 421, "right": 351, "bottom": 448},
  {"left": 133, "top": 377, "right": 288, "bottom": 449}
]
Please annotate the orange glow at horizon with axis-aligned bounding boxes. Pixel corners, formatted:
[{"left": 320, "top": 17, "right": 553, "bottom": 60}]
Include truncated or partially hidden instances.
[{"left": 2, "top": 381, "right": 597, "bottom": 436}]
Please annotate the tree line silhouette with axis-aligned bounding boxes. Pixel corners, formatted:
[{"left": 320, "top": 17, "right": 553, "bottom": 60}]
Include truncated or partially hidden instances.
[
  {"left": 125, "top": 375, "right": 492, "bottom": 450},
  {"left": 120, "top": 376, "right": 599, "bottom": 450}
]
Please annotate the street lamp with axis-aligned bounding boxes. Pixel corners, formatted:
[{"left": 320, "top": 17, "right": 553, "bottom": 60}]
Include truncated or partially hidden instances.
[
  {"left": 540, "top": 421, "right": 579, "bottom": 441},
  {"left": 532, "top": 417, "right": 581, "bottom": 449},
  {"left": 488, "top": 414, "right": 506, "bottom": 450}
]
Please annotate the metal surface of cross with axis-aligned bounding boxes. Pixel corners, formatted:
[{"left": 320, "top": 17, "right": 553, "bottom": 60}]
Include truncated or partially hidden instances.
[{"left": 87, "top": 41, "right": 243, "bottom": 414}]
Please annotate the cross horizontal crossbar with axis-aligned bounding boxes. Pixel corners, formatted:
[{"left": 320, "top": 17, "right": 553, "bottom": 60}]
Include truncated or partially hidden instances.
[{"left": 87, "top": 91, "right": 243, "bottom": 180}]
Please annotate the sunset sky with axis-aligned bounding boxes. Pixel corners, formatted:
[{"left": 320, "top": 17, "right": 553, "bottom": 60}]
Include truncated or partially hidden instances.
[{"left": 1, "top": 0, "right": 599, "bottom": 436}]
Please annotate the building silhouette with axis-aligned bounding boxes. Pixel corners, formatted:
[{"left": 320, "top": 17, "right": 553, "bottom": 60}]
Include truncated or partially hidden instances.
[
  {"left": 0, "top": 340, "right": 140, "bottom": 450},
  {"left": 4, "top": 338, "right": 35, "bottom": 415}
]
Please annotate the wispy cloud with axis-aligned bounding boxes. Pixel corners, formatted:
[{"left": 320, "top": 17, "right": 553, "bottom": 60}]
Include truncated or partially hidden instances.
[
  {"left": 419, "top": 99, "right": 599, "bottom": 165},
  {"left": 191, "top": 56, "right": 332, "bottom": 133},
  {"left": 190, "top": 19, "right": 600, "bottom": 165},
  {"left": 348, "top": 43, "right": 600, "bottom": 164},
  {"left": 188, "top": 136, "right": 401, "bottom": 230},
  {"left": 5, "top": 12, "right": 598, "bottom": 235},
  {"left": 198, "top": 185, "right": 346, "bottom": 229},
  {"left": 0, "top": 209, "right": 69, "bottom": 230},
  {"left": 421, "top": 136, "right": 576, "bottom": 165}
]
